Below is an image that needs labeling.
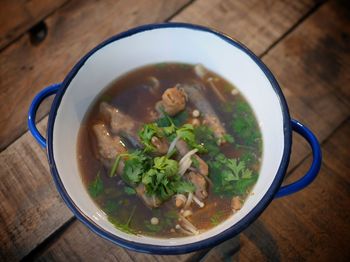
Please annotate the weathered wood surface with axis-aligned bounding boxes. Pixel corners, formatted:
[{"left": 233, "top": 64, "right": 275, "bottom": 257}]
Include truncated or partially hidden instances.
[
  {"left": 0, "top": 118, "right": 73, "bottom": 261},
  {"left": 173, "top": 0, "right": 323, "bottom": 55},
  {"left": 0, "top": 0, "right": 191, "bottom": 151},
  {"left": 262, "top": 0, "right": 350, "bottom": 175},
  {"left": 0, "top": 0, "right": 349, "bottom": 261},
  {"left": 0, "top": 0, "right": 68, "bottom": 50},
  {"left": 0, "top": 0, "right": 321, "bottom": 151}
]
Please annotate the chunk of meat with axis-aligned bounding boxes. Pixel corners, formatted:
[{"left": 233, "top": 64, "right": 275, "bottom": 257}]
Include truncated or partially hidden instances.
[
  {"left": 151, "top": 136, "right": 169, "bottom": 155},
  {"left": 192, "top": 155, "right": 209, "bottom": 176},
  {"left": 161, "top": 86, "right": 186, "bottom": 116},
  {"left": 202, "top": 115, "right": 226, "bottom": 142},
  {"left": 181, "top": 83, "right": 227, "bottom": 143},
  {"left": 100, "top": 102, "right": 142, "bottom": 148},
  {"left": 92, "top": 123, "right": 126, "bottom": 170},
  {"left": 175, "top": 139, "right": 189, "bottom": 156},
  {"left": 175, "top": 139, "right": 208, "bottom": 176},
  {"left": 100, "top": 102, "right": 140, "bottom": 134},
  {"left": 231, "top": 196, "right": 242, "bottom": 211},
  {"left": 187, "top": 172, "right": 208, "bottom": 200},
  {"left": 135, "top": 184, "right": 162, "bottom": 208}
]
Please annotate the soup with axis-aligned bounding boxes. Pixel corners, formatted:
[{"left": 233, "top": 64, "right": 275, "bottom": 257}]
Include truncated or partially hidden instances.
[{"left": 77, "top": 63, "right": 262, "bottom": 238}]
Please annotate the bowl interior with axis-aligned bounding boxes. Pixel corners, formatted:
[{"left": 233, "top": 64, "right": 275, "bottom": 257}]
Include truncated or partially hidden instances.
[{"left": 51, "top": 26, "right": 285, "bottom": 246}]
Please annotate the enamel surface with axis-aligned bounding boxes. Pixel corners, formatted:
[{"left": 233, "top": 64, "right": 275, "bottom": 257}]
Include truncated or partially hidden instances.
[{"left": 52, "top": 27, "right": 284, "bottom": 246}]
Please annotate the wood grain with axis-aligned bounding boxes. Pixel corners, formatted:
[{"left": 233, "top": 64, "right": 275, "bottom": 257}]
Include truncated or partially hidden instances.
[
  {"left": 0, "top": 0, "right": 191, "bottom": 151},
  {"left": 261, "top": 0, "right": 350, "bottom": 173},
  {"left": 0, "top": 0, "right": 68, "bottom": 49},
  {"left": 172, "top": 0, "right": 323, "bottom": 55},
  {"left": 0, "top": 0, "right": 323, "bottom": 152},
  {"left": 200, "top": 120, "right": 350, "bottom": 261},
  {"left": 0, "top": 117, "right": 73, "bottom": 261}
]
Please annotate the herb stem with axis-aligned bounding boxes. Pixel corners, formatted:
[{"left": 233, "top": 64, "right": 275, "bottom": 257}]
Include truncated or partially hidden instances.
[
  {"left": 236, "top": 144, "right": 255, "bottom": 150},
  {"left": 127, "top": 206, "right": 136, "bottom": 226}
]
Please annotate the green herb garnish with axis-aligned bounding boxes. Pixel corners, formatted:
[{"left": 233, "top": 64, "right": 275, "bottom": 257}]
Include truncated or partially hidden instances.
[
  {"left": 88, "top": 171, "right": 104, "bottom": 198},
  {"left": 223, "top": 133, "right": 234, "bottom": 144},
  {"left": 209, "top": 154, "right": 257, "bottom": 196},
  {"left": 108, "top": 206, "right": 137, "bottom": 234},
  {"left": 104, "top": 200, "right": 118, "bottom": 214},
  {"left": 124, "top": 186, "right": 136, "bottom": 195},
  {"left": 191, "top": 155, "right": 200, "bottom": 168},
  {"left": 156, "top": 110, "right": 188, "bottom": 129},
  {"left": 122, "top": 150, "right": 151, "bottom": 186},
  {"left": 177, "top": 124, "right": 207, "bottom": 153},
  {"left": 142, "top": 156, "right": 178, "bottom": 200},
  {"left": 109, "top": 155, "right": 122, "bottom": 177},
  {"left": 144, "top": 220, "right": 163, "bottom": 232},
  {"left": 194, "top": 125, "right": 220, "bottom": 156},
  {"left": 138, "top": 123, "right": 163, "bottom": 152},
  {"left": 231, "top": 100, "right": 261, "bottom": 146},
  {"left": 210, "top": 210, "right": 226, "bottom": 226}
]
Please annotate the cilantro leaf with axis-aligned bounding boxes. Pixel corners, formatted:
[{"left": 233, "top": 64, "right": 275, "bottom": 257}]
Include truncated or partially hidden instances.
[
  {"left": 138, "top": 123, "right": 163, "bottom": 152},
  {"left": 223, "top": 133, "right": 234, "bottom": 143},
  {"left": 177, "top": 124, "right": 207, "bottom": 153},
  {"left": 175, "top": 181, "right": 196, "bottom": 194},
  {"left": 88, "top": 171, "right": 104, "bottom": 198},
  {"left": 209, "top": 154, "right": 257, "bottom": 196},
  {"left": 122, "top": 150, "right": 150, "bottom": 186},
  {"left": 210, "top": 210, "right": 226, "bottom": 226},
  {"left": 194, "top": 125, "right": 220, "bottom": 156},
  {"left": 124, "top": 186, "right": 136, "bottom": 195},
  {"left": 104, "top": 200, "right": 118, "bottom": 214},
  {"left": 230, "top": 100, "right": 261, "bottom": 146},
  {"left": 108, "top": 206, "right": 137, "bottom": 234},
  {"left": 142, "top": 156, "right": 179, "bottom": 200}
]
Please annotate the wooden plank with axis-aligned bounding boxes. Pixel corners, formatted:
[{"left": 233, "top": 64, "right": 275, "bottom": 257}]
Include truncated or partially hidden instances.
[
  {"left": 0, "top": 0, "right": 321, "bottom": 151},
  {"left": 0, "top": 117, "right": 73, "bottom": 261},
  {"left": 0, "top": 1, "right": 192, "bottom": 260},
  {"left": 321, "top": 119, "right": 350, "bottom": 182},
  {"left": 0, "top": 0, "right": 68, "bottom": 49},
  {"left": 172, "top": 0, "right": 322, "bottom": 55},
  {"left": 0, "top": 0, "right": 191, "bottom": 151},
  {"left": 201, "top": 120, "right": 350, "bottom": 261}
]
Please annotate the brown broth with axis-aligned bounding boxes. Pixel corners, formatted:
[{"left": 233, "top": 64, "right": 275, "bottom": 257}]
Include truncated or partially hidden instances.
[{"left": 77, "top": 63, "right": 262, "bottom": 238}]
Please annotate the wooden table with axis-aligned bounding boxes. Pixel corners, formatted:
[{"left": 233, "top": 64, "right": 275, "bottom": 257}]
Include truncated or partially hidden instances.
[{"left": 0, "top": 0, "right": 349, "bottom": 261}]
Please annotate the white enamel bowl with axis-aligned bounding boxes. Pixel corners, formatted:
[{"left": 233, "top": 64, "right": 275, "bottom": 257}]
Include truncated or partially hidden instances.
[{"left": 28, "top": 23, "right": 321, "bottom": 254}]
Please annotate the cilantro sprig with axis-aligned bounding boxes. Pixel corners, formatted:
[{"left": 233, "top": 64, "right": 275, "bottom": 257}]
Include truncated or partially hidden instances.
[
  {"left": 209, "top": 153, "right": 257, "bottom": 196},
  {"left": 88, "top": 171, "right": 104, "bottom": 198},
  {"left": 138, "top": 123, "right": 164, "bottom": 152},
  {"left": 142, "top": 156, "right": 195, "bottom": 201}
]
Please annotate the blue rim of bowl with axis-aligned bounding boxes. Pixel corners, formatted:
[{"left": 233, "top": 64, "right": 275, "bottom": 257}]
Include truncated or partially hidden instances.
[{"left": 47, "top": 22, "right": 292, "bottom": 254}]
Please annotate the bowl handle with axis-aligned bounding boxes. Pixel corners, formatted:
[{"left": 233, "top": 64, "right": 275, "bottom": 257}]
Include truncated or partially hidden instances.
[
  {"left": 275, "top": 119, "right": 322, "bottom": 198},
  {"left": 28, "top": 83, "right": 61, "bottom": 148}
]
